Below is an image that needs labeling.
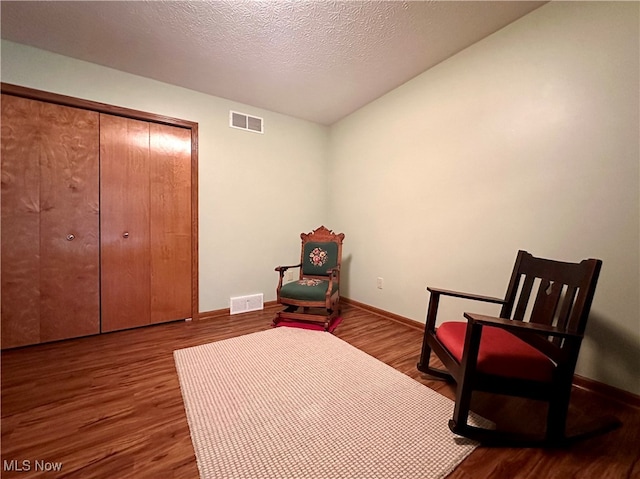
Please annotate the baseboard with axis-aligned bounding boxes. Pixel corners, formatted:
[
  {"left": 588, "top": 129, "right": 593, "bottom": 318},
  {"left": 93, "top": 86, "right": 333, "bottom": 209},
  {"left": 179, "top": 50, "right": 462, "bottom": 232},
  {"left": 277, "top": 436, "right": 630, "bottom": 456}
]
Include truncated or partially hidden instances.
[
  {"left": 573, "top": 374, "right": 640, "bottom": 409},
  {"left": 341, "top": 297, "right": 424, "bottom": 331},
  {"left": 198, "top": 300, "right": 279, "bottom": 321},
  {"left": 342, "top": 297, "right": 640, "bottom": 410}
]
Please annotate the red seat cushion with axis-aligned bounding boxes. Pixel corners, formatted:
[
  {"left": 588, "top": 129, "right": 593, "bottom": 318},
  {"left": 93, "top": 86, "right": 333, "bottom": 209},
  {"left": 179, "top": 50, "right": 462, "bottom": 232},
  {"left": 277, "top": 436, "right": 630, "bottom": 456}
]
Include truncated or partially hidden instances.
[{"left": 436, "top": 321, "right": 555, "bottom": 382}]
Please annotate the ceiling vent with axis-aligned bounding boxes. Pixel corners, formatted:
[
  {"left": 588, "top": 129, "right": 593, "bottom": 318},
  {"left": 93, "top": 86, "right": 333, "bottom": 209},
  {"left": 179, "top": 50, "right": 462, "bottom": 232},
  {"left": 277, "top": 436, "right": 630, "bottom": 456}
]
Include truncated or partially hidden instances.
[{"left": 230, "top": 110, "right": 264, "bottom": 134}]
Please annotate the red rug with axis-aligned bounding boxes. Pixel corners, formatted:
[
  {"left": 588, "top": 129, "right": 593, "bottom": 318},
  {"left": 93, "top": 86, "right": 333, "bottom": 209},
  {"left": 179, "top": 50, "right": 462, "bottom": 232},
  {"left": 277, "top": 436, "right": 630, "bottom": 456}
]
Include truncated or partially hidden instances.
[{"left": 274, "top": 316, "right": 343, "bottom": 333}]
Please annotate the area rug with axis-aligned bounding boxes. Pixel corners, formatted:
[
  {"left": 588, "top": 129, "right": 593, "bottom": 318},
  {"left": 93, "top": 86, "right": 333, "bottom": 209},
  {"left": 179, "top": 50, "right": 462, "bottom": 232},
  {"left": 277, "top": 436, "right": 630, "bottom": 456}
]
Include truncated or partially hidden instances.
[{"left": 174, "top": 327, "right": 484, "bottom": 479}]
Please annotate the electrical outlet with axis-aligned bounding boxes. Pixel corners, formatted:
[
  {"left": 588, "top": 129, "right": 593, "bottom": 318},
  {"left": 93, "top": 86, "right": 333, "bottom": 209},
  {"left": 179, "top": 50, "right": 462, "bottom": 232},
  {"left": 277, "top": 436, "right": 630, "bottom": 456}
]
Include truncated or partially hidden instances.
[
  {"left": 286, "top": 270, "right": 295, "bottom": 282},
  {"left": 377, "top": 277, "right": 384, "bottom": 289}
]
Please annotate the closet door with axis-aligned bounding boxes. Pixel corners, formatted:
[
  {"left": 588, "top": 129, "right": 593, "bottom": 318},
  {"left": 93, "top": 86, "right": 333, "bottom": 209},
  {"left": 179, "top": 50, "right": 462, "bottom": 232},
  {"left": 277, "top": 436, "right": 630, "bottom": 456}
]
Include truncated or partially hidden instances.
[
  {"left": 100, "top": 114, "right": 151, "bottom": 332},
  {"left": 149, "top": 123, "right": 192, "bottom": 323},
  {"left": 1, "top": 95, "right": 100, "bottom": 348},
  {"left": 100, "top": 116, "right": 192, "bottom": 331}
]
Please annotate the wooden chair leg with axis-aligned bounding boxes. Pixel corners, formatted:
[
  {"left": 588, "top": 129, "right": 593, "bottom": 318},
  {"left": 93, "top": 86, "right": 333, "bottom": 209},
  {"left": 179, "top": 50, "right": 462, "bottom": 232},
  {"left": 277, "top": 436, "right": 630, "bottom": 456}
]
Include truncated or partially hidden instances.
[
  {"left": 450, "top": 380, "right": 474, "bottom": 434},
  {"left": 417, "top": 331, "right": 432, "bottom": 373},
  {"left": 450, "top": 322, "right": 483, "bottom": 433},
  {"left": 417, "top": 294, "right": 444, "bottom": 376},
  {"left": 546, "top": 389, "right": 571, "bottom": 442},
  {"left": 417, "top": 339, "right": 453, "bottom": 380}
]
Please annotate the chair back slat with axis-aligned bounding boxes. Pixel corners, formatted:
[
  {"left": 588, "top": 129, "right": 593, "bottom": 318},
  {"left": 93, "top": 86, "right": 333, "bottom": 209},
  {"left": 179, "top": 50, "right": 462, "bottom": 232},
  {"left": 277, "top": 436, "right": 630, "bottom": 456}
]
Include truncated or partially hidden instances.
[
  {"left": 512, "top": 275, "right": 535, "bottom": 321},
  {"left": 555, "top": 285, "right": 578, "bottom": 331},
  {"left": 530, "top": 279, "right": 563, "bottom": 327}
]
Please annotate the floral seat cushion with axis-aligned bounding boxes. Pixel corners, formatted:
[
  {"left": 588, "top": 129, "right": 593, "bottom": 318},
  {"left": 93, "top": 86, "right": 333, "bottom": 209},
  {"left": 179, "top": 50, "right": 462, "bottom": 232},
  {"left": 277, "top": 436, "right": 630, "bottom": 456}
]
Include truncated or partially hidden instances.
[{"left": 279, "top": 278, "right": 338, "bottom": 302}]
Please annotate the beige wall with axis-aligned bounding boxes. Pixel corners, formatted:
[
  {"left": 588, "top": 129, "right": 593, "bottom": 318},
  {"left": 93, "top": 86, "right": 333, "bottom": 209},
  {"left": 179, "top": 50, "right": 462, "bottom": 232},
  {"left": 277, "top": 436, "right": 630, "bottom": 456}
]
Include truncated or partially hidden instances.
[
  {"left": 328, "top": 1, "right": 639, "bottom": 394},
  {"left": 0, "top": 40, "right": 329, "bottom": 314}
]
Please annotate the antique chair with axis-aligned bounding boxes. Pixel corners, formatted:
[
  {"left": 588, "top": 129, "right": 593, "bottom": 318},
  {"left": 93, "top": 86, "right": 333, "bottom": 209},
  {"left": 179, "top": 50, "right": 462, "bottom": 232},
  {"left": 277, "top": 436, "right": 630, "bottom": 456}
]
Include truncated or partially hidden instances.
[
  {"left": 417, "top": 250, "right": 620, "bottom": 446},
  {"left": 274, "top": 226, "right": 345, "bottom": 331}
]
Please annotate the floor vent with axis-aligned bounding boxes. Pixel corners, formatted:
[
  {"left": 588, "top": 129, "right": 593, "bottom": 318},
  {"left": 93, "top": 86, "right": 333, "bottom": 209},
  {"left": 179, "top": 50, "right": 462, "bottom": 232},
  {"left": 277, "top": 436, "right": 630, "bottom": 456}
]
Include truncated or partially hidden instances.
[
  {"left": 230, "top": 111, "right": 264, "bottom": 134},
  {"left": 230, "top": 293, "right": 264, "bottom": 315}
]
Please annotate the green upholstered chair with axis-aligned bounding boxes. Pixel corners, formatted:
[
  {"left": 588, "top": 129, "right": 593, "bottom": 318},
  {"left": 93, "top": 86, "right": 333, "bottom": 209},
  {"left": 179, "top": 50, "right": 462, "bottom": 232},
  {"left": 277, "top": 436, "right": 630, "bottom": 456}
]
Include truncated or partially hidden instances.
[
  {"left": 417, "top": 250, "right": 620, "bottom": 446},
  {"left": 274, "top": 226, "right": 345, "bottom": 331}
]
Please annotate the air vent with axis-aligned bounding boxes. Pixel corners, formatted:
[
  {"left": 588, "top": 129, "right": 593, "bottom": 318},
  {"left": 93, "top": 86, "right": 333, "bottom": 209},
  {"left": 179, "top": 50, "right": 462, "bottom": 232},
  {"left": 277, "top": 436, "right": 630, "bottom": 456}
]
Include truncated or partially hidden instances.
[
  {"left": 230, "top": 111, "right": 264, "bottom": 134},
  {"left": 230, "top": 293, "right": 264, "bottom": 315}
]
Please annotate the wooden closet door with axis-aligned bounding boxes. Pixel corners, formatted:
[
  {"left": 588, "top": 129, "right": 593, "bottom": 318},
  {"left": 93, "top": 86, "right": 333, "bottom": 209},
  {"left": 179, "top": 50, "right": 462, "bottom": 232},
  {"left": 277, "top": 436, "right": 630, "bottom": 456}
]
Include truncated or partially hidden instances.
[
  {"left": 1, "top": 95, "right": 100, "bottom": 348},
  {"left": 149, "top": 123, "right": 192, "bottom": 323},
  {"left": 39, "top": 101, "right": 100, "bottom": 342},
  {"left": 100, "top": 114, "right": 151, "bottom": 332},
  {"left": 1, "top": 95, "right": 41, "bottom": 348}
]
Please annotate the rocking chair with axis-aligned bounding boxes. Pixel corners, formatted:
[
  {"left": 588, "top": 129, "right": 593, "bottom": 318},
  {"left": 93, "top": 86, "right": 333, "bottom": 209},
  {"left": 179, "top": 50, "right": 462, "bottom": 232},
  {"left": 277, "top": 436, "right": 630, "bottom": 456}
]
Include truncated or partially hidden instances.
[
  {"left": 274, "top": 226, "right": 344, "bottom": 331},
  {"left": 417, "top": 250, "right": 621, "bottom": 446}
]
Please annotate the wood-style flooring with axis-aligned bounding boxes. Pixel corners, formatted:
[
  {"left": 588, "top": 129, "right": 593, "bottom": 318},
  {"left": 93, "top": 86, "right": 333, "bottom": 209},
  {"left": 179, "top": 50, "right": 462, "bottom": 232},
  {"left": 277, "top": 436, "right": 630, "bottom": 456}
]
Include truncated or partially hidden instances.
[{"left": 2, "top": 303, "right": 638, "bottom": 478}]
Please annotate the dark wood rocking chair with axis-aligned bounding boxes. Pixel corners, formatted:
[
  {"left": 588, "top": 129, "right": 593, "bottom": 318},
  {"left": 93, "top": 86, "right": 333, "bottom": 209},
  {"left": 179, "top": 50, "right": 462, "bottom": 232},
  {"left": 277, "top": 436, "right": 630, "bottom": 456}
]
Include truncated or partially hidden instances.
[
  {"left": 273, "top": 226, "right": 344, "bottom": 331},
  {"left": 417, "top": 250, "right": 621, "bottom": 447}
]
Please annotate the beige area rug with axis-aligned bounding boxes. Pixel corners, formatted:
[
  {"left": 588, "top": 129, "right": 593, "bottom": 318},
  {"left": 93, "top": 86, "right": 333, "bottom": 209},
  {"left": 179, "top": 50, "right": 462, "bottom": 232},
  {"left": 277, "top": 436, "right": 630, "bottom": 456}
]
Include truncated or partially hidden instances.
[{"left": 174, "top": 327, "right": 481, "bottom": 479}]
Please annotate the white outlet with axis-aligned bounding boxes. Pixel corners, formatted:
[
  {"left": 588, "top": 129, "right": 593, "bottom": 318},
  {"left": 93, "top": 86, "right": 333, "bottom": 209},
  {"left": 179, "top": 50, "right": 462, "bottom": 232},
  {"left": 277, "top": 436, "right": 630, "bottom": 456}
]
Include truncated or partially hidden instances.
[
  {"left": 377, "top": 277, "right": 384, "bottom": 289},
  {"left": 286, "top": 270, "right": 295, "bottom": 282}
]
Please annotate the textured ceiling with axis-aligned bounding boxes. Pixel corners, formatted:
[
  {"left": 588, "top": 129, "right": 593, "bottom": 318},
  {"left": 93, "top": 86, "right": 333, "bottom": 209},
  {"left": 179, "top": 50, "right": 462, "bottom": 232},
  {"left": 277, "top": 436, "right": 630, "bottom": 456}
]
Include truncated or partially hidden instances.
[{"left": 1, "top": 1, "right": 546, "bottom": 125}]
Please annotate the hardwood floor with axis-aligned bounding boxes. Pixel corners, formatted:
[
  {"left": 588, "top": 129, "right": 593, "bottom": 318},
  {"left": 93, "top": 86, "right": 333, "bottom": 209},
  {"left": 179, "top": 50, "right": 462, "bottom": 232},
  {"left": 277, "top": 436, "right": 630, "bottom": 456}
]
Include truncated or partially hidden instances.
[{"left": 2, "top": 303, "right": 638, "bottom": 478}]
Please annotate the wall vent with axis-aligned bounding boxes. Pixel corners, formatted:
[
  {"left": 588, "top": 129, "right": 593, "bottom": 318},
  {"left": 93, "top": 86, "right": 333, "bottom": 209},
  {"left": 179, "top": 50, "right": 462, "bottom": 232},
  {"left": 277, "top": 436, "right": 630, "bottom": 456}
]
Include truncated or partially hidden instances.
[
  {"left": 230, "top": 293, "right": 264, "bottom": 315},
  {"left": 230, "top": 111, "right": 264, "bottom": 134}
]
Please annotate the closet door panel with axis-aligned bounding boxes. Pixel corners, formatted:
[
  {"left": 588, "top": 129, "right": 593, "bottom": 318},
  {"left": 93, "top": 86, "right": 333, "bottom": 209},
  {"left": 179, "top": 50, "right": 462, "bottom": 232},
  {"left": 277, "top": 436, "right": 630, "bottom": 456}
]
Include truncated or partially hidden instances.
[
  {"left": 100, "top": 114, "right": 150, "bottom": 332},
  {"left": 149, "top": 123, "right": 192, "bottom": 323},
  {"left": 40, "top": 103, "right": 100, "bottom": 341},
  {"left": 1, "top": 95, "right": 42, "bottom": 348}
]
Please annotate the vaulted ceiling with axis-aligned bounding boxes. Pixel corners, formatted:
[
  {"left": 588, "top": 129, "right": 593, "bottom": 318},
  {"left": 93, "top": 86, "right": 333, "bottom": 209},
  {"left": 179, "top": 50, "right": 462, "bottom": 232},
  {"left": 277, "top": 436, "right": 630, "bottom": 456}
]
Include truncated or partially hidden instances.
[{"left": 1, "top": 1, "right": 546, "bottom": 125}]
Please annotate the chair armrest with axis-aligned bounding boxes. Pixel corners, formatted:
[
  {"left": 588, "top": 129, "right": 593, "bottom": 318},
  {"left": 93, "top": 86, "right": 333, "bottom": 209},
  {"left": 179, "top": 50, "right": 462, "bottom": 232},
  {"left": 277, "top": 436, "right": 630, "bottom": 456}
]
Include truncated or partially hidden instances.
[
  {"left": 327, "top": 265, "right": 340, "bottom": 278},
  {"left": 324, "top": 267, "right": 340, "bottom": 299},
  {"left": 463, "top": 312, "right": 583, "bottom": 339},
  {"left": 275, "top": 264, "right": 302, "bottom": 292},
  {"left": 427, "top": 287, "right": 506, "bottom": 305},
  {"left": 275, "top": 263, "right": 302, "bottom": 272},
  {"left": 424, "top": 287, "right": 506, "bottom": 332}
]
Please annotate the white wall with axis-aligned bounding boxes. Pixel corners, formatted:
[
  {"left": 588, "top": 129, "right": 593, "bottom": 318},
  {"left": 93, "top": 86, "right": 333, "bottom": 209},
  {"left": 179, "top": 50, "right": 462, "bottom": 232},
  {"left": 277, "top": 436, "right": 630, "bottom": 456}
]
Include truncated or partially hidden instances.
[
  {"left": 328, "top": 2, "right": 640, "bottom": 394},
  {"left": 1, "top": 40, "right": 329, "bottom": 313}
]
